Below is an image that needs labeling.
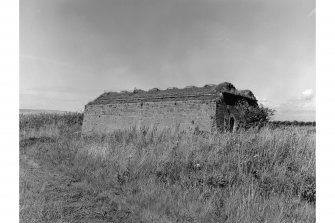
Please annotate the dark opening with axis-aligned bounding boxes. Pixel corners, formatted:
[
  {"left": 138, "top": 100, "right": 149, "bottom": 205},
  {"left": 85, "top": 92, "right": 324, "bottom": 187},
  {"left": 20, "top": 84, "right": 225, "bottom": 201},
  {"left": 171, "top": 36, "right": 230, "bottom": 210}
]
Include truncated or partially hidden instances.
[
  {"left": 216, "top": 102, "right": 225, "bottom": 132},
  {"left": 222, "top": 92, "right": 257, "bottom": 106},
  {"left": 229, "top": 117, "right": 235, "bottom": 132}
]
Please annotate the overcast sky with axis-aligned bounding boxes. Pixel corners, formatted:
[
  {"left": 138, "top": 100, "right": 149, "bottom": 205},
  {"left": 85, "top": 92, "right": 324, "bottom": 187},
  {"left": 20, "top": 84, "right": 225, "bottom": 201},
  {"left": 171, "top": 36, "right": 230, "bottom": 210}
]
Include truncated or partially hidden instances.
[{"left": 20, "top": 0, "right": 315, "bottom": 121}]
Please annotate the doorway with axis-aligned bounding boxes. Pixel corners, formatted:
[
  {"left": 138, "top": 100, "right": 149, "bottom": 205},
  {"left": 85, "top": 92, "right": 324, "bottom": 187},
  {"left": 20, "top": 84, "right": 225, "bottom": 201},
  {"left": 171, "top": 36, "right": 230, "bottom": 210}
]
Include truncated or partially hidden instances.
[{"left": 229, "top": 117, "right": 235, "bottom": 132}]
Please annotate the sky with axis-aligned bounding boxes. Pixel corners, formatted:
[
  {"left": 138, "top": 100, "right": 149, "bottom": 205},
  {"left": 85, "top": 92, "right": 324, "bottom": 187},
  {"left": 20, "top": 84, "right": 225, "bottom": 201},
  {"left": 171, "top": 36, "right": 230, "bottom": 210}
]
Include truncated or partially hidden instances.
[{"left": 20, "top": 0, "right": 315, "bottom": 121}]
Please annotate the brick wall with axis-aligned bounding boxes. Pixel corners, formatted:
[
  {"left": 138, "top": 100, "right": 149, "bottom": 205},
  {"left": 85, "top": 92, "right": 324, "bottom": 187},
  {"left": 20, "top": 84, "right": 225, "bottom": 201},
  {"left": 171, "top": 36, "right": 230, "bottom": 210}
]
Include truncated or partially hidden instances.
[
  {"left": 82, "top": 100, "right": 216, "bottom": 134},
  {"left": 215, "top": 99, "right": 249, "bottom": 132}
]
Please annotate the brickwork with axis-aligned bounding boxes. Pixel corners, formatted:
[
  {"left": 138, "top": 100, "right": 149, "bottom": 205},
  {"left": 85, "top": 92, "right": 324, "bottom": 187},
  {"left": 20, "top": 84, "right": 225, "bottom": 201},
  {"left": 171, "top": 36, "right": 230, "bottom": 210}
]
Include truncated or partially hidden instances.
[
  {"left": 82, "top": 100, "right": 216, "bottom": 134},
  {"left": 214, "top": 101, "right": 245, "bottom": 132},
  {"left": 82, "top": 82, "right": 258, "bottom": 135}
]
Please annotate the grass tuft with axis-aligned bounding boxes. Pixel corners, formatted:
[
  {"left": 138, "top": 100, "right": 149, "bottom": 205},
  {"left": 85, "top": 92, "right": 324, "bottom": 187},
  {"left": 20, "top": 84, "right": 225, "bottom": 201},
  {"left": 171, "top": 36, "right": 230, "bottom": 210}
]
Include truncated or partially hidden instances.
[{"left": 20, "top": 113, "right": 315, "bottom": 222}]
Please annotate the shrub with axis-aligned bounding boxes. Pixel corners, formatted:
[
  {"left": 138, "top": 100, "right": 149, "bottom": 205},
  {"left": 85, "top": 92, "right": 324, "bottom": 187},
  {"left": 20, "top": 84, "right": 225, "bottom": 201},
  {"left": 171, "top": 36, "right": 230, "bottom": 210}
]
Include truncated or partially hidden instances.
[{"left": 236, "top": 101, "right": 275, "bottom": 129}]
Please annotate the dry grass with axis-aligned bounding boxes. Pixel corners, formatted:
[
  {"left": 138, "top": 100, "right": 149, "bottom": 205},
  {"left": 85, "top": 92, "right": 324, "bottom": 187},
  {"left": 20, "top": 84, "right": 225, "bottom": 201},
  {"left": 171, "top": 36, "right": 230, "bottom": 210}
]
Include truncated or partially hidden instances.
[{"left": 20, "top": 113, "right": 315, "bottom": 222}]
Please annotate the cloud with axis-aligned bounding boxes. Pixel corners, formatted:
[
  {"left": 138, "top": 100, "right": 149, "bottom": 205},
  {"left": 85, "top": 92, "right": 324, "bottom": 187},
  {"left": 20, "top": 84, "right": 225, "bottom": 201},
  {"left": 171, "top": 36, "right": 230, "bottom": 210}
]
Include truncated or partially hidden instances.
[
  {"left": 301, "top": 89, "right": 313, "bottom": 100},
  {"left": 22, "top": 86, "right": 96, "bottom": 95},
  {"left": 20, "top": 92, "right": 86, "bottom": 111},
  {"left": 308, "top": 8, "right": 316, "bottom": 17},
  {"left": 20, "top": 85, "right": 99, "bottom": 111},
  {"left": 20, "top": 0, "right": 316, "bottom": 112},
  {"left": 20, "top": 54, "right": 71, "bottom": 68},
  {"left": 272, "top": 89, "right": 315, "bottom": 121},
  {"left": 257, "top": 98, "right": 269, "bottom": 106}
]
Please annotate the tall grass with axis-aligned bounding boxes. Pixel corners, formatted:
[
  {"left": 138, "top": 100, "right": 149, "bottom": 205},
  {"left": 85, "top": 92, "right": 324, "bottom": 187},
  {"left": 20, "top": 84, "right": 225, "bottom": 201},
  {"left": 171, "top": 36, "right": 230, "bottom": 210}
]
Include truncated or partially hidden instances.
[
  {"left": 20, "top": 113, "right": 315, "bottom": 222},
  {"left": 19, "top": 112, "right": 83, "bottom": 131}
]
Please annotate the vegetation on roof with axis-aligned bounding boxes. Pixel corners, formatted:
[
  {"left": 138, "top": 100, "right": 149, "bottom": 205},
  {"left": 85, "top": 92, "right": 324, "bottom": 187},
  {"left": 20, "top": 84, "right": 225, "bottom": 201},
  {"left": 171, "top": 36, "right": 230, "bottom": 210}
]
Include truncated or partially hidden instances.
[{"left": 88, "top": 82, "right": 257, "bottom": 105}]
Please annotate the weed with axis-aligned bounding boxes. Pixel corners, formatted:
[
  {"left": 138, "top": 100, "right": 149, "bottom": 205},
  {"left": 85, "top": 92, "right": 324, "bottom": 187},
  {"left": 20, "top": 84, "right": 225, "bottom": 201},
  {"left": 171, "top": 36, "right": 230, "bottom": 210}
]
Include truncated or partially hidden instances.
[{"left": 20, "top": 114, "right": 315, "bottom": 222}]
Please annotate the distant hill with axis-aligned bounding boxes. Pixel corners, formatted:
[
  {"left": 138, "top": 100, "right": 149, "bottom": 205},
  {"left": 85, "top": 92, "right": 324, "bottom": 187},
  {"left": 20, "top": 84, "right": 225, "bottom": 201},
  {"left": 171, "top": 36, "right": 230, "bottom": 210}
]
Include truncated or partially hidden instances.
[{"left": 19, "top": 109, "right": 68, "bottom": 114}]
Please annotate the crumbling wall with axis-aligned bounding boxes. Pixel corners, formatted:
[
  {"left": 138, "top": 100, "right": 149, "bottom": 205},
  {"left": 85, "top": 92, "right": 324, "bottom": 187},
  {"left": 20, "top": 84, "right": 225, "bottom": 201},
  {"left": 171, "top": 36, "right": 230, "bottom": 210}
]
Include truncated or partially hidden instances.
[
  {"left": 215, "top": 101, "right": 241, "bottom": 132},
  {"left": 215, "top": 101, "right": 227, "bottom": 132},
  {"left": 82, "top": 100, "right": 216, "bottom": 134},
  {"left": 82, "top": 82, "right": 259, "bottom": 134},
  {"left": 215, "top": 93, "right": 256, "bottom": 132}
]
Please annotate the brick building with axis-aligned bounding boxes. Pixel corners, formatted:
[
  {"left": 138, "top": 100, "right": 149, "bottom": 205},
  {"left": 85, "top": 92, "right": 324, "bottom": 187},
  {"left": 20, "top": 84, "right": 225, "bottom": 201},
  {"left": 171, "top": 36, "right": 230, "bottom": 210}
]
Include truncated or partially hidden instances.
[{"left": 82, "top": 82, "right": 258, "bottom": 134}]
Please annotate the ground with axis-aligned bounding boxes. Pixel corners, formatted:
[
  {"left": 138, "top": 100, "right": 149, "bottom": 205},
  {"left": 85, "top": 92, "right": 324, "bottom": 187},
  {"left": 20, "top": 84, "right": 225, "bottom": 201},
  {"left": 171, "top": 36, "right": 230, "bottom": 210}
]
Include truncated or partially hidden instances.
[{"left": 19, "top": 113, "right": 316, "bottom": 223}]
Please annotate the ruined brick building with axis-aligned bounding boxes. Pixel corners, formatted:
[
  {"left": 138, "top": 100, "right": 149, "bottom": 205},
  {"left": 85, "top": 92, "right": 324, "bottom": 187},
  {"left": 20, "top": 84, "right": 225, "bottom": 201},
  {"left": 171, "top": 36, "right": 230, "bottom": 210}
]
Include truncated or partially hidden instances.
[{"left": 82, "top": 82, "right": 258, "bottom": 134}]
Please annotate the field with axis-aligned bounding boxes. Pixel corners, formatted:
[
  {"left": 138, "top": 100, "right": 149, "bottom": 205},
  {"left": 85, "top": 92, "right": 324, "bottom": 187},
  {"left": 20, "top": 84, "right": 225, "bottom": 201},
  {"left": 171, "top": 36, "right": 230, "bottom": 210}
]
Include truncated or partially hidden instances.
[{"left": 19, "top": 113, "right": 315, "bottom": 223}]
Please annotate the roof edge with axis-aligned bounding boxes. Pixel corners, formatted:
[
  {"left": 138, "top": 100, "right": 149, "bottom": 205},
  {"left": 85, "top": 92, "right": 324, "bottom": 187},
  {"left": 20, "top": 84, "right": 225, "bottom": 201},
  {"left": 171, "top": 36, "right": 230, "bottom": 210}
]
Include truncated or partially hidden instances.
[{"left": 87, "top": 82, "right": 257, "bottom": 105}]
